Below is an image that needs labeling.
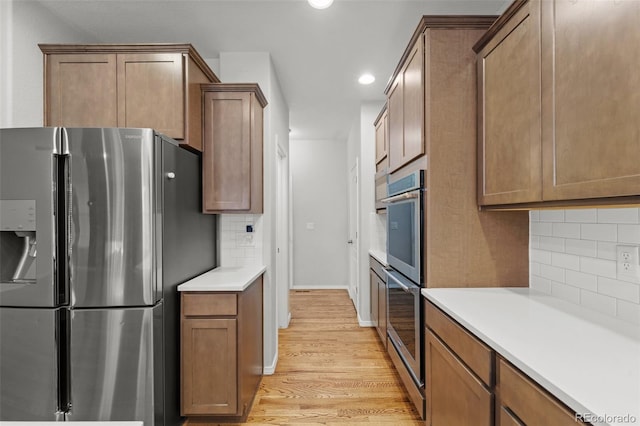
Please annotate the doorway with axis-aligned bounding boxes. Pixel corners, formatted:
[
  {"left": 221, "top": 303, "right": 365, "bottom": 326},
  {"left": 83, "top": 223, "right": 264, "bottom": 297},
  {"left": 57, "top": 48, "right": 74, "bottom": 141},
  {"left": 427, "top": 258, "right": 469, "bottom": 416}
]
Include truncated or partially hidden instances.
[
  {"left": 348, "top": 160, "right": 359, "bottom": 304},
  {"left": 276, "top": 141, "right": 290, "bottom": 328}
]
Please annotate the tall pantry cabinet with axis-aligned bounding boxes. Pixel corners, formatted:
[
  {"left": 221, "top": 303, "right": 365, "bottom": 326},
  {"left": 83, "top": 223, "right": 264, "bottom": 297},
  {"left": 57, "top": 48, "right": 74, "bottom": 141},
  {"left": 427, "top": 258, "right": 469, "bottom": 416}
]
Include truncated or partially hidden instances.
[{"left": 39, "top": 43, "right": 220, "bottom": 152}]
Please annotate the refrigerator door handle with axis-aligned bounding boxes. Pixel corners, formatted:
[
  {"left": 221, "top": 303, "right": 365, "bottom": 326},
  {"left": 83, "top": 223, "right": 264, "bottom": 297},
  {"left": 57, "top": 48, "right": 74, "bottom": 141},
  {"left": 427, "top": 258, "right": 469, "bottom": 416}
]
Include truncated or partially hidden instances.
[{"left": 56, "top": 308, "right": 71, "bottom": 418}]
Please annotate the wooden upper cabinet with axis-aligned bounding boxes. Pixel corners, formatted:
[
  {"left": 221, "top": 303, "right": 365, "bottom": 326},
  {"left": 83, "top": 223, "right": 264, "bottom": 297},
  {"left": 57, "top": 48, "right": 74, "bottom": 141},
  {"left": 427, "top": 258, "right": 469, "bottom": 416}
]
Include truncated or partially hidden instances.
[
  {"left": 116, "top": 53, "right": 184, "bottom": 138},
  {"left": 541, "top": 0, "right": 640, "bottom": 200},
  {"left": 45, "top": 54, "right": 118, "bottom": 127},
  {"left": 202, "top": 83, "right": 267, "bottom": 214},
  {"left": 374, "top": 104, "right": 388, "bottom": 168},
  {"left": 387, "top": 40, "right": 424, "bottom": 173},
  {"left": 476, "top": 0, "right": 542, "bottom": 206},
  {"left": 476, "top": 0, "right": 640, "bottom": 207},
  {"left": 40, "top": 44, "right": 219, "bottom": 152}
]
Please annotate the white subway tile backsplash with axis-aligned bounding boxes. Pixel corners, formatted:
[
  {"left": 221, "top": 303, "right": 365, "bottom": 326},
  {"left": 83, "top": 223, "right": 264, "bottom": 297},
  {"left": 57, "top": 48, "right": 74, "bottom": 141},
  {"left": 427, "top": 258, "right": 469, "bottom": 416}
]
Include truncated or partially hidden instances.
[
  {"left": 617, "top": 299, "right": 640, "bottom": 325},
  {"left": 597, "top": 208, "right": 639, "bottom": 224},
  {"left": 580, "top": 290, "right": 617, "bottom": 317},
  {"left": 564, "top": 209, "right": 597, "bottom": 223},
  {"left": 597, "top": 277, "right": 640, "bottom": 303},
  {"left": 530, "top": 249, "right": 552, "bottom": 265},
  {"left": 540, "top": 264, "right": 565, "bottom": 282},
  {"left": 530, "top": 207, "right": 640, "bottom": 325},
  {"left": 580, "top": 224, "right": 617, "bottom": 242},
  {"left": 531, "top": 222, "right": 553, "bottom": 236},
  {"left": 531, "top": 275, "right": 552, "bottom": 293},
  {"left": 539, "top": 210, "right": 565, "bottom": 222},
  {"left": 551, "top": 252, "right": 580, "bottom": 271},
  {"left": 552, "top": 223, "right": 581, "bottom": 239},
  {"left": 530, "top": 236, "right": 540, "bottom": 249},
  {"left": 218, "top": 214, "right": 264, "bottom": 268},
  {"left": 565, "top": 239, "right": 597, "bottom": 257},
  {"left": 565, "top": 270, "right": 598, "bottom": 292},
  {"left": 596, "top": 242, "right": 618, "bottom": 261},
  {"left": 618, "top": 225, "right": 640, "bottom": 244},
  {"left": 539, "top": 236, "right": 565, "bottom": 252},
  {"left": 551, "top": 282, "right": 581, "bottom": 304},
  {"left": 580, "top": 257, "right": 617, "bottom": 279}
]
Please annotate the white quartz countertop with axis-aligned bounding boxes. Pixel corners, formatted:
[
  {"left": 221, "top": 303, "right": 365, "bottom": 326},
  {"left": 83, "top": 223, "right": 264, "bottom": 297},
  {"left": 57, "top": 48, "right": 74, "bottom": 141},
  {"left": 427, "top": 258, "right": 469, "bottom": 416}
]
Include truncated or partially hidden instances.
[
  {"left": 422, "top": 287, "right": 640, "bottom": 426},
  {"left": 369, "top": 249, "right": 387, "bottom": 266},
  {"left": 177, "top": 265, "right": 266, "bottom": 292}
]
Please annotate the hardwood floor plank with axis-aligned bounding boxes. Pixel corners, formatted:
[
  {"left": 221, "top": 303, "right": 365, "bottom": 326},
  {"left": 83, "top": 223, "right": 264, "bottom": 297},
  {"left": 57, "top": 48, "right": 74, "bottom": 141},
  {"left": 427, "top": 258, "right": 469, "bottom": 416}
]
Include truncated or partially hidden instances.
[{"left": 184, "top": 289, "right": 421, "bottom": 425}]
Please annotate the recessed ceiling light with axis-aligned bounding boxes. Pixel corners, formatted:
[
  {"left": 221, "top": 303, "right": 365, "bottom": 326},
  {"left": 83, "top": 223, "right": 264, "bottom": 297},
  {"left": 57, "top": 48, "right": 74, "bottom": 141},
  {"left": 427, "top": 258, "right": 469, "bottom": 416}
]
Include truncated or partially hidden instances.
[
  {"left": 358, "top": 73, "right": 375, "bottom": 85},
  {"left": 308, "top": 0, "right": 334, "bottom": 9}
]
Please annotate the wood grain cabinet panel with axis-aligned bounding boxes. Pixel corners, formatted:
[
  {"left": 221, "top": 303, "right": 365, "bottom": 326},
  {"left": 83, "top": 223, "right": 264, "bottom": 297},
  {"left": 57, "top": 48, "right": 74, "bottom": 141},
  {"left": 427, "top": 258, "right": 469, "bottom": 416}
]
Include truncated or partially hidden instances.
[
  {"left": 374, "top": 104, "right": 388, "bottom": 167},
  {"left": 541, "top": 0, "right": 640, "bottom": 200},
  {"left": 40, "top": 44, "right": 219, "bottom": 152},
  {"left": 181, "top": 318, "right": 238, "bottom": 415},
  {"left": 496, "top": 357, "right": 579, "bottom": 426},
  {"left": 45, "top": 54, "right": 118, "bottom": 127},
  {"left": 369, "top": 256, "right": 387, "bottom": 347},
  {"left": 387, "top": 41, "right": 424, "bottom": 173},
  {"left": 116, "top": 53, "right": 184, "bottom": 138},
  {"left": 425, "top": 330, "right": 492, "bottom": 426},
  {"left": 181, "top": 276, "right": 264, "bottom": 421},
  {"left": 201, "top": 84, "right": 267, "bottom": 214},
  {"left": 476, "top": 0, "right": 640, "bottom": 206},
  {"left": 476, "top": 0, "right": 542, "bottom": 205}
]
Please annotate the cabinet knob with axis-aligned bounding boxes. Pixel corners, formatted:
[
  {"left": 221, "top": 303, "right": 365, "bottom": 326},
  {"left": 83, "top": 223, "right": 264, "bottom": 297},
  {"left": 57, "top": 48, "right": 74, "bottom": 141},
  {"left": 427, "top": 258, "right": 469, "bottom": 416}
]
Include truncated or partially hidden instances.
[{"left": 166, "top": 172, "right": 176, "bottom": 179}]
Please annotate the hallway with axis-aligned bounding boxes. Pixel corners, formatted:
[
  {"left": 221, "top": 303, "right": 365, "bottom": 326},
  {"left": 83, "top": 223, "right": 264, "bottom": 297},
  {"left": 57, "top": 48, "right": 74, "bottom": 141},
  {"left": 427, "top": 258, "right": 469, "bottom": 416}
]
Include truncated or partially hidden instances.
[{"left": 217, "top": 289, "right": 421, "bottom": 425}]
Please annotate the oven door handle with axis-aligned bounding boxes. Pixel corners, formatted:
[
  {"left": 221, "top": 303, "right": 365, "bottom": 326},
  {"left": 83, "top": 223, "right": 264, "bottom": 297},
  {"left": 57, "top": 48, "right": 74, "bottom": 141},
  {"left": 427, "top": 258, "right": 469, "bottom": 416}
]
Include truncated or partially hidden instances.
[
  {"left": 384, "top": 269, "right": 411, "bottom": 293},
  {"left": 380, "top": 189, "right": 420, "bottom": 204}
]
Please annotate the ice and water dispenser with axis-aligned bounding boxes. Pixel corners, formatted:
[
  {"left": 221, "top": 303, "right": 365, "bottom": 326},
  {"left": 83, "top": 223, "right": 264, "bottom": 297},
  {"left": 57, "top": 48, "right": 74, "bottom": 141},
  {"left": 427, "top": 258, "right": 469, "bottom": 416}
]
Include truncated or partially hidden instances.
[{"left": 0, "top": 200, "right": 37, "bottom": 283}]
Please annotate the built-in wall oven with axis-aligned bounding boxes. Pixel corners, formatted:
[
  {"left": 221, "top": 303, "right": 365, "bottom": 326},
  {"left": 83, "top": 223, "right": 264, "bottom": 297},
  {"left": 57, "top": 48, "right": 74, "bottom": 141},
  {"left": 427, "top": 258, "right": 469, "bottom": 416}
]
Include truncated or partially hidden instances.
[{"left": 383, "top": 170, "right": 425, "bottom": 390}]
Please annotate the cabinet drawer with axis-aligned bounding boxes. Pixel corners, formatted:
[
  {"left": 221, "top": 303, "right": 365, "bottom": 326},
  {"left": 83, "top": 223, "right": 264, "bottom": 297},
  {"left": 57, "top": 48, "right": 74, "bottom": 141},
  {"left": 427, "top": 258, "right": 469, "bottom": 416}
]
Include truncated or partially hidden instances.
[
  {"left": 182, "top": 293, "right": 237, "bottom": 316},
  {"left": 425, "top": 301, "right": 492, "bottom": 386},
  {"left": 497, "top": 357, "right": 578, "bottom": 425}
]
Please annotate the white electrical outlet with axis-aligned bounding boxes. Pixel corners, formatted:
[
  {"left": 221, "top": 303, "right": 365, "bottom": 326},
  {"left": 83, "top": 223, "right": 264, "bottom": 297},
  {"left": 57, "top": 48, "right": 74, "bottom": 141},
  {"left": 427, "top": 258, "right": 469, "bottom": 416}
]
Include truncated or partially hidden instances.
[
  {"left": 237, "top": 233, "right": 255, "bottom": 248},
  {"left": 616, "top": 245, "right": 640, "bottom": 280}
]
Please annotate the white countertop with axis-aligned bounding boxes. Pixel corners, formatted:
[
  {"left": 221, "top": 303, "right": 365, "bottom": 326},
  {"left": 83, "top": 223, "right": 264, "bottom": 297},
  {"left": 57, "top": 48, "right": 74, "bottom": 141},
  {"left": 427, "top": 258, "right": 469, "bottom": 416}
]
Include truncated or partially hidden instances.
[
  {"left": 177, "top": 265, "right": 266, "bottom": 292},
  {"left": 422, "top": 287, "right": 640, "bottom": 426},
  {"left": 369, "top": 249, "right": 387, "bottom": 266}
]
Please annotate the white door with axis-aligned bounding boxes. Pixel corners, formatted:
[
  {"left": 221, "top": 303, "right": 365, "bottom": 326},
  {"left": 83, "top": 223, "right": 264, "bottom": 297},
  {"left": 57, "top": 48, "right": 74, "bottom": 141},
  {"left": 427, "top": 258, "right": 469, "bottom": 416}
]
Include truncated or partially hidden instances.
[
  {"left": 348, "top": 160, "right": 359, "bottom": 304},
  {"left": 276, "top": 142, "right": 290, "bottom": 328}
]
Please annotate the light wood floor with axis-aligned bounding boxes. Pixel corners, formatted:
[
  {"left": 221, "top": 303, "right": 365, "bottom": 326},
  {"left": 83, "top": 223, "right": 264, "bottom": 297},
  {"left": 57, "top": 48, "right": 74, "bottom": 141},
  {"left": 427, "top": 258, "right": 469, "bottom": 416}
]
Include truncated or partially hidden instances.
[{"left": 188, "top": 289, "right": 422, "bottom": 425}]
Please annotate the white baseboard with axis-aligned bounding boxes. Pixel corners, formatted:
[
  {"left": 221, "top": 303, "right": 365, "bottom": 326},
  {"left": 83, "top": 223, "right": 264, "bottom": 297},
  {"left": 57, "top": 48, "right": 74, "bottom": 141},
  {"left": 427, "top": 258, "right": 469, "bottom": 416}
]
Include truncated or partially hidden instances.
[
  {"left": 291, "top": 284, "right": 349, "bottom": 290},
  {"left": 279, "top": 311, "right": 291, "bottom": 329},
  {"left": 358, "top": 312, "right": 375, "bottom": 327},
  {"left": 263, "top": 348, "right": 278, "bottom": 375}
]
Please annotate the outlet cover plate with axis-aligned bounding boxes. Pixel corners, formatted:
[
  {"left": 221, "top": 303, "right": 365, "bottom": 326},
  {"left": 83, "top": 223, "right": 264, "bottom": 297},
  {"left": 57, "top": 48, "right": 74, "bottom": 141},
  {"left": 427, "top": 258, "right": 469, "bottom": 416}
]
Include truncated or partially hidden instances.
[{"left": 616, "top": 244, "right": 640, "bottom": 281}]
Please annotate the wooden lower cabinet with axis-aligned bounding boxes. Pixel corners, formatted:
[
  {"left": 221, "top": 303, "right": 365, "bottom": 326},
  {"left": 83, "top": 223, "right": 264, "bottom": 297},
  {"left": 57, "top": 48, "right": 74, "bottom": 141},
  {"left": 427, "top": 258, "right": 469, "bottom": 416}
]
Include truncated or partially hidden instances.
[
  {"left": 425, "top": 300, "right": 584, "bottom": 426},
  {"left": 496, "top": 358, "right": 579, "bottom": 426},
  {"left": 181, "top": 276, "right": 263, "bottom": 421},
  {"left": 369, "top": 256, "right": 387, "bottom": 347},
  {"left": 425, "top": 301, "right": 492, "bottom": 426}
]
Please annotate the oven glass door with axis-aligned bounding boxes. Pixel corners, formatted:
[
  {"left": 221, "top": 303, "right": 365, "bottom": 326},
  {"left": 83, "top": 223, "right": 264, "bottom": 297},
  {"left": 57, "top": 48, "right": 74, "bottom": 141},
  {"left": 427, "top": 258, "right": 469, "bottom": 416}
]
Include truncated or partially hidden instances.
[
  {"left": 385, "top": 269, "right": 422, "bottom": 386},
  {"left": 386, "top": 191, "right": 421, "bottom": 284}
]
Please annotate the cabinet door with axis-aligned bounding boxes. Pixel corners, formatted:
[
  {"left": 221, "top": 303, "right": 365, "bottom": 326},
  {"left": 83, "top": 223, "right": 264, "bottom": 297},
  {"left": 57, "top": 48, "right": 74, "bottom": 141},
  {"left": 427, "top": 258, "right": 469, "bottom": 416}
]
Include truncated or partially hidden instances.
[
  {"left": 182, "top": 318, "right": 238, "bottom": 416},
  {"left": 45, "top": 54, "right": 117, "bottom": 127},
  {"left": 388, "top": 40, "right": 425, "bottom": 173},
  {"left": 388, "top": 74, "right": 404, "bottom": 172},
  {"left": 117, "top": 53, "right": 184, "bottom": 139},
  {"left": 202, "top": 91, "right": 252, "bottom": 212},
  {"left": 425, "top": 330, "right": 491, "bottom": 426},
  {"left": 477, "top": 1, "right": 542, "bottom": 205},
  {"left": 497, "top": 357, "right": 577, "bottom": 426},
  {"left": 377, "top": 277, "right": 387, "bottom": 346},
  {"left": 370, "top": 270, "right": 379, "bottom": 330},
  {"left": 402, "top": 39, "right": 424, "bottom": 168},
  {"left": 541, "top": 0, "right": 640, "bottom": 200},
  {"left": 375, "top": 110, "right": 387, "bottom": 165}
]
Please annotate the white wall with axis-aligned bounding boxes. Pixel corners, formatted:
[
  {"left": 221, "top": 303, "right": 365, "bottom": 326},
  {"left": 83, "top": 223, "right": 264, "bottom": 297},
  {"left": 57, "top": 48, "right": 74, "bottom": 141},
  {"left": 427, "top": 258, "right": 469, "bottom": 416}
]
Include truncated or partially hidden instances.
[
  {"left": 530, "top": 208, "right": 640, "bottom": 325},
  {"left": 0, "top": 0, "right": 99, "bottom": 128},
  {"left": 290, "top": 138, "right": 348, "bottom": 289},
  {"left": 215, "top": 52, "right": 290, "bottom": 374},
  {"left": 345, "top": 102, "right": 384, "bottom": 324}
]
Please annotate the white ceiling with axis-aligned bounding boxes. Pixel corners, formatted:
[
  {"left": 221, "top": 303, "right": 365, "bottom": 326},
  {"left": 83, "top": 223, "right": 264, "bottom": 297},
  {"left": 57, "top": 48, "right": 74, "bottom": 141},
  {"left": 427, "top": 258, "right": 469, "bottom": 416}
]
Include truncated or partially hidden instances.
[{"left": 35, "top": 0, "right": 510, "bottom": 141}]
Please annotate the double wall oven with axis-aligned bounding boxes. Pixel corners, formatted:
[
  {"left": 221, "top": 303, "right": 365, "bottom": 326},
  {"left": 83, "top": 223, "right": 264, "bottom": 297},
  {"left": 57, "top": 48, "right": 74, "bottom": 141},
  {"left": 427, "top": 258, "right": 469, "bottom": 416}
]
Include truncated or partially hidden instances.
[{"left": 383, "top": 170, "right": 424, "bottom": 391}]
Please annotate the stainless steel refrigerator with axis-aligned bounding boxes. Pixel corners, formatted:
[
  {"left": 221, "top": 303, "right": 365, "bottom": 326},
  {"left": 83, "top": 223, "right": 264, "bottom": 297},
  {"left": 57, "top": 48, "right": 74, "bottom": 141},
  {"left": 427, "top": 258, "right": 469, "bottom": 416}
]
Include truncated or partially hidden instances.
[{"left": 0, "top": 127, "right": 217, "bottom": 424}]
